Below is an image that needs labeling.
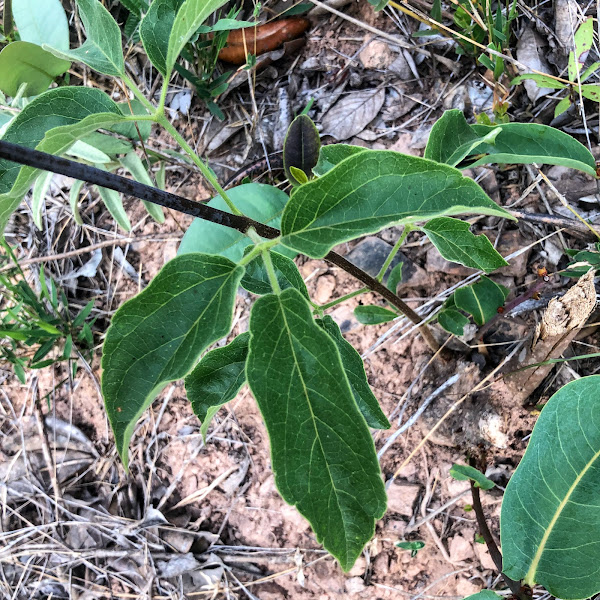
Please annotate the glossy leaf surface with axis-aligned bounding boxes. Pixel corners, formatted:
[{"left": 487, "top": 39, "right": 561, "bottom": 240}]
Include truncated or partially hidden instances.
[
  {"left": 283, "top": 114, "right": 320, "bottom": 186},
  {"left": 280, "top": 151, "right": 510, "bottom": 258},
  {"left": 422, "top": 217, "right": 508, "bottom": 272},
  {"left": 502, "top": 376, "right": 600, "bottom": 600},
  {"left": 313, "top": 144, "right": 369, "bottom": 177},
  {"left": 44, "top": 0, "right": 125, "bottom": 76},
  {"left": 454, "top": 277, "right": 509, "bottom": 326},
  {"left": 185, "top": 332, "right": 249, "bottom": 441},
  {"left": 317, "top": 316, "right": 390, "bottom": 429},
  {"left": 102, "top": 254, "right": 244, "bottom": 469},
  {"left": 246, "top": 288, "right": 387, "bottom": 570}
]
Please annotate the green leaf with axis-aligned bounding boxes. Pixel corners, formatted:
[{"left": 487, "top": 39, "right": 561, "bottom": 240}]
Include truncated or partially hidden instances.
[
  {"left": 354, "top": 305, "right": 398, "bottom": 325},
  {"left": 421, "top": 217, "right": 508, "bottom": 272},
  {"left": 313, "top": 144, "right": 368, "bottom": 177},
  {"left": 568, "top": 17, "right": 593, "bottom": 81},
  {"left": 0, "top": 42, "right": 70, "bottom": 97},
  {"left": 81, "top": 131, "right": 133, "bottom": 157},
  {"left": 185, "top": 332, "right": 249, "bottom": 441},
  {"left": 580, "top": 61, "right": 600, "bottom": 83},
  {"left": 43, "top": 0, "right": 125, "bottom": 77},
  {"left": 139, "top": 0, "right": 182, "bottom": 77},
  {"left": 94, "top": 184, "right": 132, "bottom": 231},
  {"left": 438, "top": 308, "right": 469, "bottom": 336},
  {"left": 102, "top": 253, "right": 244, "bottom": 470},
  {"left": 511, "top": 73, "right": 566, "bottom": 90},
  {"left": 449, "top": 463, "right": 494, "bottom": 490},
  {"left": 110, "top": 100, "right": 153, "bottom": 140},
  {"left": 31, "top": 171, "right": 53, "bottom": 229},
  {"left": 197, "top": 19, "right": 257, "bottom": 33},
  {"left": 13, "top": 0, "right": 69, "bottom": 51},
  {"left": 67, "top": 140, "right": 111, "bottom": 164},
  {"left": 280, "top": 150, "right": 510, "bottom": 259},
  {"left": 454, "top": 276, "right": 509, "bottom": 326},
  {"left": 0, "top": 88, "right": 127, "bottom": 234},
  {"left": 178, "top": 183, "right": 294, "bottom": 261},
  {"left": 469, "top": 122, "right": 596, "bottom": 176},
  {"left": 119, "top": 152, "right": 165, "bottom": 223},
  {"left": 246, "top": 288, "right": 387, "bottom": 570},
  {"left": 580, "top": 84, "right": 600, "bottom": 102},
  {"left": 386, "top": 261, "right": 403, "bottom": 293},
  {"left": 241, "top": 249, "right": 309, "bottom": 299},
  {"left": 501, "top": 376, "right": 600, "bottom": 600},
  {"left": 283, "top": 114, "right": 320, "bottom": 186},
  {"left": 317, "top": 315, "right": 390, "bottom": 429},
  {"left": 554, "top": 95, "right": 572, "bottom": 118},
  {"left": 424, "top": 109, "right": 500, "bottom": 167}
]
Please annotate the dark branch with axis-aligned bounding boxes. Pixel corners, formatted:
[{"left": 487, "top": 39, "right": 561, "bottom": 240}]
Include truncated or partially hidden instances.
[{"left": 0, "top": 140, "right": 439, "bottom": 352}]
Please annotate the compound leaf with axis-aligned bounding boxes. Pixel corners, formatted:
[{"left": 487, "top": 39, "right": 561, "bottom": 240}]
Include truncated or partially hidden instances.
[
  {"left": 179, "top": 183, "right": 294, "bottom": 260},
  {"left": 280, "top": 151, "right": 510, "bottom": 258},
  {"left": 102, "top": 254, "right": 244, "bottom": 470},
  {"left": 317, "top": 315, "right": 390, "bottom": 429},
  {"left": 44, "top": 0, "right": 125, "bottom": 77},
  {"left": 454, "top": 277, "right": 509, "bottom": 326},
  {"left": 501, "top": 376, "right": 600, "bottom": 600},
  {"left": 185, "top": 332, "right": 249, "bottom": 441},
  {"left": 422, "top": 217, "right": 508, "bottom": 272},
  {"left": 246, "top": 288, "right": 387, "bottom": 570}
]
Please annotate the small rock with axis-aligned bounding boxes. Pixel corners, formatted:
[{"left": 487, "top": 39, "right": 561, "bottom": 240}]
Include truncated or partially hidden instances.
[
  {"left": 373, "top": 552, "right": 390, "bottom": 576},
  {"left": 359, "top": 38, "right": 393, "bottom": 70},
  {"left": 330, "top": 305, "right": 360, "bottom": 333},
  {"left": 478, "top": 410, "right": 508, "bottom": 449},
  {"left": 495, "top": 230, "right": 531, "bottom": 279},
  {"left": 426, "top": 246, "right": 475, "bottom": 276},
  {"left": 386, "top": 482, "right": 420, "bottom": 517},
  {"left": 543, "top": 239, "right": 564, "bottom": 266},
  {"left": 387, "top": 519, "right": 407, "bottom": 537},
  {"left": 314, "top": 274, "right": 337, "bottom": 304},
  {"left": 345, "top": 576, "right": 366, "bottom": 594},
  {"left": 475, "top": 542, "right": 497, "bottom": 570},
  {"left": 449, "top": 534, "right": 475, "bottom": 562}
]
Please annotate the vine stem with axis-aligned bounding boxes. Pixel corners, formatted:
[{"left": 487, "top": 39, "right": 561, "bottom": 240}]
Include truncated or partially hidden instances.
[
  {"left": 470, "top": 482, "right": 528, "bottom": 600},
  {"left": 0, "top": 141, "right": 440, "bottom": 353},
  {"left": 376, "top": 225, "right": 411, "bottom": 282}
]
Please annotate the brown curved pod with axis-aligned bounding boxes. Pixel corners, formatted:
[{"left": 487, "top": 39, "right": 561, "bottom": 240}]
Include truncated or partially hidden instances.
[{"left": 218, "top": 17, "right": 310, "bottom": 64}]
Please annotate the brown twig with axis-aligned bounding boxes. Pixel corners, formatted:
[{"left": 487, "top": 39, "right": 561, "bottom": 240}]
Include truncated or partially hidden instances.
[
  {"left": 470, "top": 482, "right": 527, "bottom": 599},
  {"left": 0, "top": 141, "right": 440, "bottom": 351}
]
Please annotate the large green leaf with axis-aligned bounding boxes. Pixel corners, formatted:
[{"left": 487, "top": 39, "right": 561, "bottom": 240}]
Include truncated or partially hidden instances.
[
  {"left": 246, "top": 288, "right": 387, "bottom": 570},
  {"left": 317, "top": 316, "right": 390, "bottom": 429},
  {"left": 501, "top": 376, "right": 600, "bottom": 600},
  {"left": 102, "top": 253, "right": 244, "bottom": 469},
  {"left": 421, "top": 217, "right": 508, "bottom": 272},
  {"left": 425, "top": 110, "right": 596, "bottom": 175},
  {"left": 280, "top": 151, "right": 511, "bottom": 258},
  {"left": 139, "top": 0, "right": 183, "bottom": 77},
  {"left": 185, "top": 332, "right": 249, "bottom": 441},
  {"left": 44, "top": 0, "right": 125, "bottom": 77},
  {"left": 178, "top": 183, "right": 294, "bottom": 260},
  {"left": 313, "top": 144, "right": 369, "bottom": 177},
  {"left": 424, "top": 109, "right": 500, "bottom": 167},
  {"left": 241, "top": 249, "right": 308, "bottom": 299},
  {"left": 0, "top": 42, "right": 70, "bottom": 97},
  {"left": 13, "top": 0, "right": 69, "bottom": 51}
]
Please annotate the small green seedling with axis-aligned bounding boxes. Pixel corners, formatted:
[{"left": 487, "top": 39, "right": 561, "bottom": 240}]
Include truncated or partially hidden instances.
[
  {"left": 512, "top": 18, "right": 600, "bottom": 117},
  {"left": 395, "top": 540, "right": 426, "bottom": 558},
  {"left": 450, "top": 464, "right": 495, "bottom": 490}
]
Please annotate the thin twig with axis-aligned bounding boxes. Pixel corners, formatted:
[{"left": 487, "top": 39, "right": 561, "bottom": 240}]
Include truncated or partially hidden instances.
[{"left": 0, "top": 140, "right": 440, "bottom": 351}]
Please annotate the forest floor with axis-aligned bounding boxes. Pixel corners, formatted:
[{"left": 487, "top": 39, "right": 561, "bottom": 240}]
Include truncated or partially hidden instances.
[{"left": 2, "top": 0, "right": 600, "bottom": 598}]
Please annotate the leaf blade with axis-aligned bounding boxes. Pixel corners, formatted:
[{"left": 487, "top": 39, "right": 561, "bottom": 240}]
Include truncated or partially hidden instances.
[
  {"left": 101, "top": 253, "right": 244, "bottom": 469},
  {"left": 246, "top": 288, "right": 387, "bottom": 570}
]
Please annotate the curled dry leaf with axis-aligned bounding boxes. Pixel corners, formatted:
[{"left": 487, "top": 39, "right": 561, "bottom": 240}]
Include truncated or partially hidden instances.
[
  {"left": 321, "top": 87, "right": 386, "bottom": 141},
  {"left": 516, "top": 27, "right": 554, "bottom": 102},
  {"left": 554, "top": 0, "right": 580, "bottom": 51},
  {"left": 218, "top": 17, "right": 310, "bottom": 64}
]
